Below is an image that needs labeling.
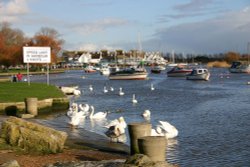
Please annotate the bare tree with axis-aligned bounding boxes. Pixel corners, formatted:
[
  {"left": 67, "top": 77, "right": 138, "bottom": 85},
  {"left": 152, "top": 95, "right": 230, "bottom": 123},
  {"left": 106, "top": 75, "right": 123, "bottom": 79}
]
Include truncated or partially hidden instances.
[{"left": 30, "top": 27, "right": 64, "bottom": 63}]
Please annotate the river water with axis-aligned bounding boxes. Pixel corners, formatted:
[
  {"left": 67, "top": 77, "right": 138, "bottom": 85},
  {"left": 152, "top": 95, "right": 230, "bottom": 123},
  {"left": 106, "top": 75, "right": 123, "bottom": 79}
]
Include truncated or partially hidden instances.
[{"left": 30, "top": 67, "right": 250, "bottom": 167}]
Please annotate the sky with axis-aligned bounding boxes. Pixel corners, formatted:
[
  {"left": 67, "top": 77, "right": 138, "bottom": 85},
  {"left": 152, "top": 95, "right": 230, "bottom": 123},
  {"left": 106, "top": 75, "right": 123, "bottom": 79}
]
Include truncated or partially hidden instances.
[{"left": 1, "top": 0, "right": 250, "bottom": 54}]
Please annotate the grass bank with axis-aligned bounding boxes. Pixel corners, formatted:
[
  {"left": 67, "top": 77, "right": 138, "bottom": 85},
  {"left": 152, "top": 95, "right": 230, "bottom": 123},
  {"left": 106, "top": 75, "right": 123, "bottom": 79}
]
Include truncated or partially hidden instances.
[{"left": 0, "top": 82, "right": 65, "bottom": 103}]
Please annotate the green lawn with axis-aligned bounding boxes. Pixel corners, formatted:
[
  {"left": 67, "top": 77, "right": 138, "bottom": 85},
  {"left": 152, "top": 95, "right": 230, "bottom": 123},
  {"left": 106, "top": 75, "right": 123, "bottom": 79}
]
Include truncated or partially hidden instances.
[{"left": 0, "top": 82, "right": 65, "bottom": 102}]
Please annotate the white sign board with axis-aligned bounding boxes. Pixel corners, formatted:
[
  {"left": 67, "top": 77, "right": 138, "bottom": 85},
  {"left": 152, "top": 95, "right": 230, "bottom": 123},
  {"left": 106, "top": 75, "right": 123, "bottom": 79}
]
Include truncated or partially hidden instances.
[{"left": 23, "top": 47, "right": 51, "bottom": 63}]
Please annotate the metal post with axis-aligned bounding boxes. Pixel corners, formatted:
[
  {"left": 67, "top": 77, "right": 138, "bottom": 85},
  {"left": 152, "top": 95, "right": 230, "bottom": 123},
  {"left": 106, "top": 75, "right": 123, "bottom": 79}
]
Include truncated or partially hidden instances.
[
  {"left": 27, "top": 63, "right": 30, "bottom": 85},
  {"left": 47, "top": 63, "right": 49, "bottom": 85}
]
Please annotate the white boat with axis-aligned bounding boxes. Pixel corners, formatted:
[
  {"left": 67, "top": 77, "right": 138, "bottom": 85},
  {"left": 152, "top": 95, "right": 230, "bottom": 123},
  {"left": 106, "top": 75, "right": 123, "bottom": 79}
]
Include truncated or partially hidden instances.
[
  {"left": 186, "top": 68, "right": 210, "bottom": 81},
  {"left": 151, "top": 65, "right": 166, "bottom": 74},
  {"left": 84, "top": 65, "right": 96, "bottom": 73},
  {"left": 167, "top": 63, "right": 178, "bottom": 67},
  {"left": 100, "top": 66, "right": 110, "bottom": 76},
  {"left": 109, "top": 67, "right": 148, "bottom": 80},
  {"left": 229, "top": 61, "right": 250, "bottom": 73}
]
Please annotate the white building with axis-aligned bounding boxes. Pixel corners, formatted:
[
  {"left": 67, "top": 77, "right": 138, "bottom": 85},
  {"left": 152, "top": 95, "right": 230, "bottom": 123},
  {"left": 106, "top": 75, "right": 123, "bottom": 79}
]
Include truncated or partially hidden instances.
[
  {"left": 144, "top": 52, "right": 167, "bottom": 65},
  {"left": 78, "top": 52, "right": 102, "bottom": 64}
]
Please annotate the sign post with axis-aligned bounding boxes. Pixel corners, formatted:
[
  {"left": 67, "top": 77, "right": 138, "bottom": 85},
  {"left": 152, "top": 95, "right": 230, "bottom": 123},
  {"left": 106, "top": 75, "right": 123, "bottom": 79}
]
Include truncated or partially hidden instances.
[{"left": 23, "top": 47, "right": 51, "bottom": 85}]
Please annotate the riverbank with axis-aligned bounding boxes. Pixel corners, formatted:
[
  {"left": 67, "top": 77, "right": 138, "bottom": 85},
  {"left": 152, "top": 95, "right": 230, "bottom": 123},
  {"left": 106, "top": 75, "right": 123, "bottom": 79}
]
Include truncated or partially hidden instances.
[
  {"left": 0, "top": 115, "right": 129, "bottom": 167},
  {"left": 0, "top": 69, "right": 65, "bottom": 82},
  {"left": 0, "top": 146, "right": 127, "bottom": 167}
]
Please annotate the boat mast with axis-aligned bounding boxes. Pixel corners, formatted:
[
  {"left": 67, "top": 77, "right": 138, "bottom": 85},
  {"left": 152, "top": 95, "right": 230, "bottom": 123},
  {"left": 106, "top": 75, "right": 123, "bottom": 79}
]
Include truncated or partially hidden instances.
[
  {"left": 248, "top": 42, "right": 250, "bottom": 64},
  {"left": 172, "top": 50, "right": 175, "bottom": 64}
]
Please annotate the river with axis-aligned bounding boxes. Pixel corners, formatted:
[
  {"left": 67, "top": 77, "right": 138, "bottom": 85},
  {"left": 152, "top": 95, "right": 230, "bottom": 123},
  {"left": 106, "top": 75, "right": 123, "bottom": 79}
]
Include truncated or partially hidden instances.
[{"left": 30, "top": 67, "right": 250, "bottom": 167}]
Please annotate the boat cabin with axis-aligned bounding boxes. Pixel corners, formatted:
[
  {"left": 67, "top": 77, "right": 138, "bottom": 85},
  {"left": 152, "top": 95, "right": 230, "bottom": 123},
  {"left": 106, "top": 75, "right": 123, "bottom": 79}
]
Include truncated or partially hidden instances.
[{"left": 191, "top": 68, "right": 209, "bottom": 75}]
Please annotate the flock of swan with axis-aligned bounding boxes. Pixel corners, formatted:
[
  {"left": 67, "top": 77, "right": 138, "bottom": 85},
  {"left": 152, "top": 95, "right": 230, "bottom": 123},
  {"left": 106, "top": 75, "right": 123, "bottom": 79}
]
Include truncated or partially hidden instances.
[
  {"left": 63, "top": 81, "right": 178, "bottom": 143},
  {"left": 66, "top": 85, "right": 178, "bottom": 143}
]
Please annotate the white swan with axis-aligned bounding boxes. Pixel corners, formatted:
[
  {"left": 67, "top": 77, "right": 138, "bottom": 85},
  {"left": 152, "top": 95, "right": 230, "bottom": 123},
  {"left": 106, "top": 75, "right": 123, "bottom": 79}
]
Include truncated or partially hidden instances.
[
  {"left": 73, "top": 89, "right": 81, "bottom": 96},
  {"left": 110, "top": 87, "right": 114, "bottom": 91},
  {"left": 79, "top": 103, "right": 90, "bottom": 115},
  {"left": 105, "top": 123, "right": 126, "bottom": 136},
  {"left": 67, "top": 103, "right": 78, "bottom": 117},
  {"left": 151, "top": 125, "right": 164, "bottom": 136},
  {"left": 68, "top": 115, "right": 81, "bottom": 127},
  {"left": 132, "top": 94, "right": 138, "bottom": 104},
  {"left": 60, "top": 86, "right": 79, "bottom": 95},
  {"left": 142, "top": 109, "right": 151, "bottom": 120},
  {"left": 103, "top": 86, "right": 108, "bottom": 93},
  {"left": 105, "top": 120, "right": 127, "bottom": 143},
  {"left": 104, "top": 116, "right": 127, "bottom": 129},
  {"left": 157, "top": 120, "right": 178, "bottom": 139},
  {"left": 89, "top": 85, "right": 93, "bottom": 91},
  {"left": 68, "top": 110, "right": 87, "bottom": 127},
  {"left": 151, "top": 83, "right": 155, "bottom": 91},
  {"left": 89, "top": 105, "right": 107, "bottom": 119},
  {"left": 119, "top": 87, "right": 124, "bottom": 96}
]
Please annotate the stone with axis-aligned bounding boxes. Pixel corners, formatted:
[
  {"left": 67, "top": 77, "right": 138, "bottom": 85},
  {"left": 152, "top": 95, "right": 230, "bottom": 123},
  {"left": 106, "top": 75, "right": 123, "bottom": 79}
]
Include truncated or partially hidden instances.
[
  {"left": 0, "top": 160, "right": 20, "bottom": 167},
  {"left": 124, "top": 154, "right": 179, "bottom": 167},
  {"left": 124, "top": 154, "right": 152, "bottom": 166},
  {"left": 0, "top": 116, "right": 67, "bottom": 154},
  {"left": 19, "top": 114, "right": 35, "bottom": 119}
]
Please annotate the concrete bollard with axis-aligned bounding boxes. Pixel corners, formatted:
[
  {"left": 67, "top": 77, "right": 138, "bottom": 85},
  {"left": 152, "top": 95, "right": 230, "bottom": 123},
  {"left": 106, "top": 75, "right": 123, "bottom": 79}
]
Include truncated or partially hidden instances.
[
  {"left": 25, "top": 97, "right": 38, "bottom": 116},
  {"left": 138, "top": 136, "right": 166, "bottom": 162},
  {"left": 128, "top": 122, "right": 151, "bottom": 155}
]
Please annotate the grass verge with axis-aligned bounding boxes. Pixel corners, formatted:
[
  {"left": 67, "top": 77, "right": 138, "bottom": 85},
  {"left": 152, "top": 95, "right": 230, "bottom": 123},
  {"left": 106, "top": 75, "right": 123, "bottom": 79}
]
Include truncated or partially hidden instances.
[{"left": 0, "top": 82, "right": 65, "bottom": 103}]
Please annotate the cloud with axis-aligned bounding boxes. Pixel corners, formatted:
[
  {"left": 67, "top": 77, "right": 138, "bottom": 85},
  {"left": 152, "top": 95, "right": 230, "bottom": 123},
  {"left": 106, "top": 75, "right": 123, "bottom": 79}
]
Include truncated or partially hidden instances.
[
  {"left": 65, "top": 42, "right": 120, "bottom": 52},
  {"left": 71, "top": 18, "right": 129, "bottom": 35},
  {"left": 0, "top": 0, "right": 30, "bottom": 22},
  {"left": 147, "top": 6, "right": 250, "bottom": 54},
  {"left": 174, "top": 0, "right": 214, "bottom": 12},
  {"left": 158, "top": 0, "right": 224, "bottom": 21},
  {"left": 78, "top": 43, "right": 98, "bottom": 52}
]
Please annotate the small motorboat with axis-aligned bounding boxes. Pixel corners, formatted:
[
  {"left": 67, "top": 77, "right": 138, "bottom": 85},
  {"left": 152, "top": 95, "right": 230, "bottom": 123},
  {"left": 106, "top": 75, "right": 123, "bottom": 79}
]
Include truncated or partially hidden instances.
[
  {"left": 151, "top": 66, "right": 162, "bottom": 74},
  {"left": 109, "top": 67, "right": 148, "bottom": 80},
  {"left": 167, "top": 65, "right": 192, "bottom": 77},
  {"left": 228, "top": 61, "right": 250, "bottom": 73},
  {"left": 151, "top": 64, "right": 166, "bottom": 74},
  {"left": 100, "top": 66, "right": 110, "bottom": 76},
  {"left": 84, "top": 66, "right": 96, "bottom": 73},
  {"left": 186, "top": 68, "right": 210, "bottom": 81}
]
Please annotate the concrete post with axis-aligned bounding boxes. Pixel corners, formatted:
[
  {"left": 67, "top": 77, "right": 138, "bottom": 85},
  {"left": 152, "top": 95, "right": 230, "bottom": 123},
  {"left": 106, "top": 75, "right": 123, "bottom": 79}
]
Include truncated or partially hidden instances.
[
  {"left": 128, "top": 122, "right": 151, "bottom": 155},
  {"left": 25, "top": 97, "right": 38, "bottom": 116},
  {"left": 138, "top": 136, "right": 166, "bottom": 162}
]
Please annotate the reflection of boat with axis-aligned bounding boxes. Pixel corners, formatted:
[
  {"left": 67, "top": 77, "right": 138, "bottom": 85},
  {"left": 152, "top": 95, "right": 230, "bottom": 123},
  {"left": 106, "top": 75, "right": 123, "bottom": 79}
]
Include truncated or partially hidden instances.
[
  {"left": 167, "top": 65, "right": 192, "bottom": 77},
  {"left": 109, "top": 67, "right": 148, "bottom": 80},
  {"left": 186, "top": 68, "right": 210, "bottom": 81},
  {"left": 229, "top": 61, "right": 250, "bottom": 73}
]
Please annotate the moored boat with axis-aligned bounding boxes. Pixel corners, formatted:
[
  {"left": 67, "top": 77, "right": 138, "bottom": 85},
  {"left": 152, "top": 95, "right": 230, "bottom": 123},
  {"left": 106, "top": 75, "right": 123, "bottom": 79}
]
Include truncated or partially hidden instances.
[
  {"left": 229, "top": 61, "right": 250, "bottom": 73},
  {"left": 167, "top": 65, "right": 192, "bottom": 77},
  {"left": 109, "top": 67, "right": 148, "bottom": 80},
  {"left": 151, "top": 66, "right": 161, "bottom": 73},
  {"left": 84, "top": 66, "right": 96, "bottom": 73},
  {"left": 100, "top": 66, "right": 110, "bottom": 76},
  {"left": 186, "top": 68, "right": 210, "bottom": 81}
]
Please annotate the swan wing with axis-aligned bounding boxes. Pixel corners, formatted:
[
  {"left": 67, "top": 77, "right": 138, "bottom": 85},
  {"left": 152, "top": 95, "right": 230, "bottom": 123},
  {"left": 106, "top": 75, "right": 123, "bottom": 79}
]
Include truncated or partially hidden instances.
[
  {"left": 104, "top": 119, "right": 119, "bottom": 128},
  {"left": 79, "top": 104, "right": 90, "bottom": 112},
  {"left": 159, "top": 121, "right": 178, "bottom": 138},
  {"left": 93, "top": 112, "right": 107, "bottom": 119}
]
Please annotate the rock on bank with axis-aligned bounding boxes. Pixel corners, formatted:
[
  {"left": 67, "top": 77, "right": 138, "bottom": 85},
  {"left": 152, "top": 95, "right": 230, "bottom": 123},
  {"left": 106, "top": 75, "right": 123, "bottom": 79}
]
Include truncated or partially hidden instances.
[{"left": 0, "top": 116, "right": 67, "bottom": 154}]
